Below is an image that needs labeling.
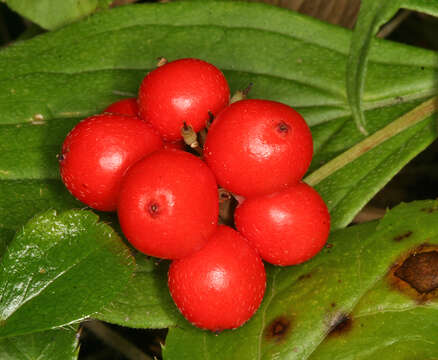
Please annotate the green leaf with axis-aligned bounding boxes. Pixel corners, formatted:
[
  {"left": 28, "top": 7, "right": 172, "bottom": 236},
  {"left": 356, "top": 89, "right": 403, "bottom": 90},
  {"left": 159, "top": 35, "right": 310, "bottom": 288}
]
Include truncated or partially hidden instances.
[
  {"left": 0, "top": 180, "right": 81, "bottom": 233},
  {"left": 0, "top": 209, "right": 134, "bottom": 338},
  {"left": 347, "top": 0, "right": 438, "bottom": 134},
  {"left": 4, "top": 0, "right": 112, "bottom": 30},
  {"left": 95, "top": 255, "right": 182, "bottom": 329},
  {"left": 163, "top": 200, "right": 438, "bottom": 359},
  {"left": 306, "top": 97, "right": 438, "bottom": 229},
  {"left": 0, "top": 326, "right": 79, "bottom": 360}
]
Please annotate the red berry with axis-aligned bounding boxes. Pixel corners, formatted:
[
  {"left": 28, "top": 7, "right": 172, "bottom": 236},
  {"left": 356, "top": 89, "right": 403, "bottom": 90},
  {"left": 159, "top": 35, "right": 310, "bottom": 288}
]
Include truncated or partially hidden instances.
[
  {"left": 168, "top": 225, "right": 266, "bottom": 331},
  {"left": 117, "top": 149, "right": 219, "bottom": 259},
  {"left": 204, "top": 99, "right": 313, "bottom": 197},
  {"left": 235, "top": 182, "right": 330, "bottom": 266},
  {"left": 103, "top": 98, "right": 139, "bottom": 117},
  {"left": 163, "top": 139, "right": 185, "bottom": 151},
  {"left": 103, "top": 98, "right": 186, "bottom": 150},
  {"left": 138, "top": 58, "right": 230, "bottom": 141},
  {"left": 60, "top": 114, "right": 163, "bottom": 211}
]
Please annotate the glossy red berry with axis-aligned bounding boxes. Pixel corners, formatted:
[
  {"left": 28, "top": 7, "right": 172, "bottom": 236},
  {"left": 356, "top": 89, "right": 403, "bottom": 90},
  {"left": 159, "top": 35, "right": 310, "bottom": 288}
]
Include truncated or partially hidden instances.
[
  {"left": 138, "top": 58, "right": 230, "bottom": 141},
  {"left": 204, "top": 99, "right": 313, "bottom": 197},
  {"left": 117, "top": 149, "right": 219, "bottom": 259},
  {"left": 163, "top": 140, "right": 185, "bottom": 151},
  {"left": 235, "top": 182, "right": 330, "bottom": 266},
  {"left": 168, "top": 225, "right": 266, "bottom": 331},
  {"left": 60, "top": 114, "right": 163, "bottom": 211},
  {"left": 103, "top": 98, "right": 185, "bottom": 150},
  {"left": 103, "top": 98, "right": 138, "bottom": 117}
]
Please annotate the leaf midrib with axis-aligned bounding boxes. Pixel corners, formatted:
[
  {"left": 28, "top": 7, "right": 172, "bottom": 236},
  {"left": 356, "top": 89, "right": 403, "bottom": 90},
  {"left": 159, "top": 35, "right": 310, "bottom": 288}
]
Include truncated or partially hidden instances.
[
  {"left": 0, "top": 4, "right": 354, "bottom": 61},
  {"left": 0, "top": 66, "right": 346, "bottom": 100}
]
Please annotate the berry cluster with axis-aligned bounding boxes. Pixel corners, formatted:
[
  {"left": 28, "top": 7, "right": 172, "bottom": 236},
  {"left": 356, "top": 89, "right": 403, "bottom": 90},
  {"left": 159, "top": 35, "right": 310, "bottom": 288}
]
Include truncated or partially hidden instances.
[{"left": 59, "top": 58, "right": 330, "bottom": 332}]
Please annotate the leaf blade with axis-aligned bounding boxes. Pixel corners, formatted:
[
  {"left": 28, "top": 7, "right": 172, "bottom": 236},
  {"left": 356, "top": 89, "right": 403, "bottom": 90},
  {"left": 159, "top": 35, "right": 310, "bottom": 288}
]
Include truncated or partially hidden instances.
[
  {"left": 94, "top": 257, "right": 182, "bottom": 329},
  {"left": 0, "top": 327, "right": 79, "bottom": 360},
  {"left": 4, "top": 0, "right": 112, "bottom": 30},
  {"left": 0, "top": 210, "right": 134, "bottom": 338}
]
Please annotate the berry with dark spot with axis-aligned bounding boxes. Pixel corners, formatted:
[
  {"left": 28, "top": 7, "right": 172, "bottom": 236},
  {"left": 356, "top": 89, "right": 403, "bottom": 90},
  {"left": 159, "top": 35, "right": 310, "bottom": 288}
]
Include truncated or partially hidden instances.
[
  {"left": 117, "top": 149, "right": 219, "bottom": 259},
  {"left": 204, "top": 99, "right": 313, "bottom": 197}
]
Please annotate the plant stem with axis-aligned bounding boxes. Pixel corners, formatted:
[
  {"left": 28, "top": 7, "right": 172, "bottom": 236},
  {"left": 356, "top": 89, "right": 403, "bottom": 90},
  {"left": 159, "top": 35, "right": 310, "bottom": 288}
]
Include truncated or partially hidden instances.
[
  {"left": 82, "top": 320, "right": 153, "bottom": 360},
  {"left": 352, "top": 206, "right": 386, "bottom": 223},
  {"left": 377, "top": 10, "right": 411, "bottom": 38},
  {"left": 305, "top": 96, "right": 438, "bottom": 187}
]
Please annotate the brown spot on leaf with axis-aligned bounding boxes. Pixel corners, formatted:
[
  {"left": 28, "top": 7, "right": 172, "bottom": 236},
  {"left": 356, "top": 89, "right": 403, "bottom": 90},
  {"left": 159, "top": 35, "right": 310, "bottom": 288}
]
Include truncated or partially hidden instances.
[
  {"left": 264, "top": 316, "right": 292, "bottom": 342},
  {"left": 331, "top": 302, "right": 336, "bottom": 308},
  {"left": 298, "top": 273, "right": 312, "bottom": 281},
  {"left": 388, "top": 244, "right": 438, "bottom": 303},
  {"left": 328, "top": 314, "right": 352, "bottom": 337},
  {"left": 395, "top": 251, "right": 438, "bottom": 293},
  {"left": 393, "top": 231, "right": 413, "bottom": 242},
  {"left": 421, "top": 207, "right": 438, "bottom": 214},
  {"left": 326, "top": 243, "right": 333, "bottom": 248}
]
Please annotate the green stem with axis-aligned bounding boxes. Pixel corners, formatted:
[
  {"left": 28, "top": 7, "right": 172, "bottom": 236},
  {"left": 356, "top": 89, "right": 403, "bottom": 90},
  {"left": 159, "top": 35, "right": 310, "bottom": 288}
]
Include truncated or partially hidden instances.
[{"left": 305, "top": 96, "right": 438, "bottom": 187}]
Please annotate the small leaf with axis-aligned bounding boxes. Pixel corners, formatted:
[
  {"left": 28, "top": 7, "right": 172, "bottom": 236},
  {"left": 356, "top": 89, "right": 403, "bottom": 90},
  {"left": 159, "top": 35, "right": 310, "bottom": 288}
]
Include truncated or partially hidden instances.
[
  {"left": 163, "top": 200, "right": 438, "bottom": 360},
  {"left": 4, "top": 0, "right": 112, "bottom": 30},
  {"left": 0, "top": 210, "right": 134, "bottom": 338},
  {"left": 0, "top": 326, "right": 79, "bottom": 360}
]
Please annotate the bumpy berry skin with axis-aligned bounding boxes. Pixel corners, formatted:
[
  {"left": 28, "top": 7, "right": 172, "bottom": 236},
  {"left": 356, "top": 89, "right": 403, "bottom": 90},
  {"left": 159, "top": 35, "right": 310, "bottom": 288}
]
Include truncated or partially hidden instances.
[
  {"left": 103, "top": 98, "right": 138, "bottom": 117},
  {"left": 168, "top": 225, "right": 266, "bottom": 331},
  {"left": 235, "top": 182, "right": 330, "bottom": 266},
  {"left": 204, "top": 99, "right": 313, "bottom": 197},
  {"left": 117, "top": 149, "right": 219, "bottom": 259},
  {"left": 138, "top": 58, "right": 230, "bottom": 141},
  {"left": 60, "top": 114, "right": 163, "bottom": 211}
]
